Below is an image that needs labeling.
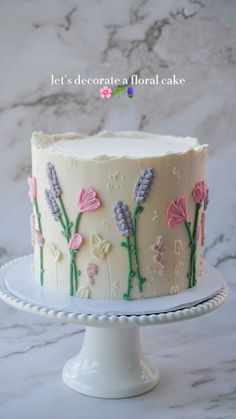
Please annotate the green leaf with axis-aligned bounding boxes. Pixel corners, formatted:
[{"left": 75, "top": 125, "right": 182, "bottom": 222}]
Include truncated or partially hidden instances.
[
  {"left": 120, "top": 241, "right": 128, "bottom": 248},
  {"left": 135, "top": 204, "right": 144, "bottom": 216}
]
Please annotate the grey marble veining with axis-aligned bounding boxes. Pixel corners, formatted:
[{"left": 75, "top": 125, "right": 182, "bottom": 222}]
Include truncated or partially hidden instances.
[{"left": 0, "top": 0, "right": 236, "bottom": 417}]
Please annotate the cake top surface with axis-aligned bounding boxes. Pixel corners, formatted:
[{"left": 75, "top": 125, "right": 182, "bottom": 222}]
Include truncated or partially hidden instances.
[{"left": 32, "top": 131, "right": 207, "bottom": 159}]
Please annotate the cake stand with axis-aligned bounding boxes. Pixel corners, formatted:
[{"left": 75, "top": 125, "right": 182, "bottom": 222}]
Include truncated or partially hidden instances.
[{"left": 0, "top": 256, "right": 228, "bottom": 399}]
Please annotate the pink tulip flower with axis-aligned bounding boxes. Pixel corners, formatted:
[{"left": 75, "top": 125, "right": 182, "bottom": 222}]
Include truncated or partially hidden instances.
[
  {"left": 166, "top": 196, "right": 188, "bottom": 229},
  {"left": 69, "top": 233, "right": 83, "bottom": 250},
  {"left": 76, "top": 187, "right": 101, "bottom": 213},
  {"left": 192, "top": 181, "right": 207, "bottom": 204},
  {"left": 28, "top": 177, "right": 37, "bottom": 203}
]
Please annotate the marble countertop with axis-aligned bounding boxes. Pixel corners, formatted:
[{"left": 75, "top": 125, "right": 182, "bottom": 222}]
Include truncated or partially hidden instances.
[{"left": 1, "top": 0, "right": 236, "bottom": 417}]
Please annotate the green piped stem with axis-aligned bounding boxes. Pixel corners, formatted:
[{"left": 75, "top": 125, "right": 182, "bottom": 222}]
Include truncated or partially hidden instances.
[
  {"left": 69, "top": 249, "right": 80, "bottom": 296},
  {"left": 184, "top": 202, "right": 201, "bottom": 289},
  {"left": 59, "top": 212, "right": 76, "bottom": 295},
  {"left": 123, "top": 237, "right": 135, "bottom": 300},
  {"left": 58, "top": 198, "right": 82, "bottom": 296},
  {"left": 58, "top": 196, "right": 72, "bottom": 241},
  {"left": 69, "top": 254, "right": 74, "bottom": 296},
  {"left": 74, "top": 212, "right": 82, "bottom": 234},
  {"left": 59, "top": 218, "right": 69, "bottom": 243},
  {"left": 73, "top": 260, "right": 79, "bottom": 292},
  {"left": 192, "top": 203, "right": 201, "bottom": 286},
  {"left": 193, "top": 203, "right": 201, "bottom": 239},
  {"left": 39, "top": 248, "right": 44, "bottom": 286},
  {"left": 72, "top": 212, "right": 82, "bottom": 293},
  {"left": 34, "top": 199, "right": 44, "bottom": 286},
  {"left": 184, "top": 220, "right": 195, "bottom": 288},
  {"left": 34, "top": 200, "right": 42, "bottom": 231},
  {"left": 61, "top": 210, "right": 82, "bottom": 297},
  {"left": 133, "top": 203, "right": 146, "bottom": 293}
]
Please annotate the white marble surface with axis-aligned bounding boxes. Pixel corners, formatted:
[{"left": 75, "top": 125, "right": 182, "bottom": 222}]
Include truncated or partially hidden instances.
[{"left": 0, "top": 0, "right": 236, "bottom": 417}]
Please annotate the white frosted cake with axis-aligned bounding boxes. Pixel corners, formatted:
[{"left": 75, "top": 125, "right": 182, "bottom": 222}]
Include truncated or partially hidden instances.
[{"left": 28, "top": 131, "right": 208, "bottom": 300}]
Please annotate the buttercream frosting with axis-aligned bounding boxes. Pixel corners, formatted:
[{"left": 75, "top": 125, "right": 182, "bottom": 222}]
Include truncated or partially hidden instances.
[{"left": 32, "top": 131, "right": 207, "bottom": 159}]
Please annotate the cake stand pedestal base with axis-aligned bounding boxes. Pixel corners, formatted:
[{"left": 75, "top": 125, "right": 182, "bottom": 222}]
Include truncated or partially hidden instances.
[
  {"left": 63, "top": 326, "right": 159, "bottom": 398},
  {"left": 0, "top": 257, "right": 228, "bottom": 399}
]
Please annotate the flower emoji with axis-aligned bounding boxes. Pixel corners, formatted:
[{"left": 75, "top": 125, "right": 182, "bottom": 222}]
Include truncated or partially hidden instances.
[
  {"left": 99, "top": 86, "right": 112, "bottom": 99},
  {"left": 28, "top": 177, "right": 37, "bottom": 203},
  {"left": 76, "top": 187, "right": 101, "bottom": 213},
  {"left": 192, "top": 181, "right": 207, "bottom": 204},
  {"left": 69, "top": 233, "right": 83, "bottom": 250},
  {"left": 166, "top": 196, "right": 188, "bottom": 229},
  {"left": 127, "top": 86, "right": 134, "bottom": 98}
]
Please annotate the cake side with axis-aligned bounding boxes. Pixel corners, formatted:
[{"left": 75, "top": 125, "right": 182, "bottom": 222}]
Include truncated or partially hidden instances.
[{"left": 29, "top": 131, "right": 208, "bottom": 300}]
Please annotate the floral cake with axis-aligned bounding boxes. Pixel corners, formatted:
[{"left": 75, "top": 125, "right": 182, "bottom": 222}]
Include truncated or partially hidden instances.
[{"left": 28, "top": 131, "right": 208, "bottom": 300}]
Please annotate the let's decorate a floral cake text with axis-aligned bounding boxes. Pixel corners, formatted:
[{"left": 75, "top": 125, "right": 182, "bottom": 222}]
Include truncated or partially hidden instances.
[{"left": 51, "top": 74, "right": 186, "bottom": 86}]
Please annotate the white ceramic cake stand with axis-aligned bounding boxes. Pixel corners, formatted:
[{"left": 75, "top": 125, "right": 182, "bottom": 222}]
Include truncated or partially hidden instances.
[{"left": 0, "top": 256, "right": 228, "bottom": 399}]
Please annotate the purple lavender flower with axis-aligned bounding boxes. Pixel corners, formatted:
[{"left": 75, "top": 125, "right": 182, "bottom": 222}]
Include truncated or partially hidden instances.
[
  {"left": 113, "top": 201, "right": 133, "bottom": 237},
  {"left": 204, "top": 187, "right": 209, "bottom": 211},
  {"left": 133, "top": 168, "right": 154, "bottom": 203},
  {"left": 47, "top": 162, "right": 62, "bottom": 198},
  {"left": 45, "top": 189, "right": 61, "bottom": 221}
]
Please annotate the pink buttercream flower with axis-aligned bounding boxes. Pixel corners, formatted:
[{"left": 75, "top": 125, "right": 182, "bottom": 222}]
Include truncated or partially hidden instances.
[
  {"left": 34, "top": 230, "right": 44, "bottom": 247},
  {"left": 28, "top": 177, "right": 37, "bottom": 203},
  {"left": 87, "top": 262, "right": 98, "bottom": 278},
  {"left": 195, "top": 225, "right": 200, "bottom": 243},
  {"left": 69, "top": 233, "right": 83, "bottom": 250},
  {"left": 99, "top": 86, "right": 112, "bottom": 99},
  {"left": 166, "top": 196, "right": 188, "bottom": 229},
  {"left": 76, "top": 187, "right": 101, "bottom": 213},
  {"left": 87, "top": 262, "right": 98, "bottom": 285},
  {"left": 151, "top": 236, "right": 167, "bottom": 276},
  {"left": 192, "top": 181, "right": 207, "bottom": 204}
]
